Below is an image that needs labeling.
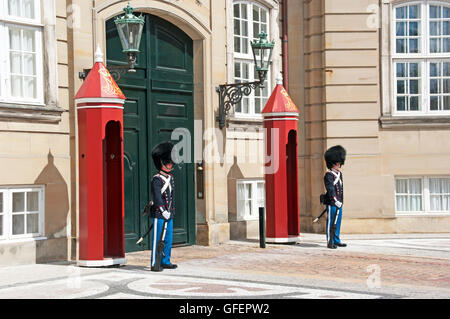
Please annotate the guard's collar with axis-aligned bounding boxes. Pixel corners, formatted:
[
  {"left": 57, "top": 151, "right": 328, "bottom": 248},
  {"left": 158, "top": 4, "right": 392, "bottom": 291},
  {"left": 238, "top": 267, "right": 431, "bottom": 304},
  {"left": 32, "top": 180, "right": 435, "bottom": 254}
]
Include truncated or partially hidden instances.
[
  {"left": 159, "top": 170, "right": 171, "bottom": 178},
  {"left": 329, "top": 168, "right": 341, "bottom": 175}
]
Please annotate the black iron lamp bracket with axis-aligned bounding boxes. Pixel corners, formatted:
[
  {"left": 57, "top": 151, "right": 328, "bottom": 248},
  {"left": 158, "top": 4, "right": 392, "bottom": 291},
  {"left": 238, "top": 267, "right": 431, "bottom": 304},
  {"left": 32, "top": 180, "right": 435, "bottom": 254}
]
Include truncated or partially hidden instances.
[
  {"left": 78, "top": 51, "right": 138, "bottom": 81},
  {"left": 78, "top": 64, "right": 136, "bottom": 82},
  {"left": 216, "top": 79, "right": 265, "bottom": 129}
]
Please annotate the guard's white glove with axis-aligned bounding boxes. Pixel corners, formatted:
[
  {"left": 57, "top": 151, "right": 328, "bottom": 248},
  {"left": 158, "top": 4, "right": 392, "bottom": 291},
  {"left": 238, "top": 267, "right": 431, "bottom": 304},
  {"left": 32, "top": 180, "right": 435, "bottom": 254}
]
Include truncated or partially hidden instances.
[
  {"left": 162, "top": 210, "right": 171, "bottom": 220},
  {"left": 334, "top": 200, "right": 342, "bottom": 208}
]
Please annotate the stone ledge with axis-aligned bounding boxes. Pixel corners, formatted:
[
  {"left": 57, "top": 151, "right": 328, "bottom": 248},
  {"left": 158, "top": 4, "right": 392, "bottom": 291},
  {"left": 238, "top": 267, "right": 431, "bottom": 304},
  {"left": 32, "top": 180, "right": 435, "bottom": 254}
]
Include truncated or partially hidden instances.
[
  {"left": 0, "top": 103, "right": 65, "bottom": 124},
  {"left": 379, "top": 115, "right": 450, "bottom": 129},
  {"left": 227, "top": 117, "right": 263, "bottom": 129}
]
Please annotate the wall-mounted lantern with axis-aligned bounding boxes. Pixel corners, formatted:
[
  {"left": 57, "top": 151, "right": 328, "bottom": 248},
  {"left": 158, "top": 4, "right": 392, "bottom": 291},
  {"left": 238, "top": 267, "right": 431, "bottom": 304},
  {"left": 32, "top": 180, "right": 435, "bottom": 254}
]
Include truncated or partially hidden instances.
[
  {"left": 216, "top": 31, "right": 275, "bottom": 129},
  {"left": 79, "top": 3, "right": 144, "bottom": 81}
]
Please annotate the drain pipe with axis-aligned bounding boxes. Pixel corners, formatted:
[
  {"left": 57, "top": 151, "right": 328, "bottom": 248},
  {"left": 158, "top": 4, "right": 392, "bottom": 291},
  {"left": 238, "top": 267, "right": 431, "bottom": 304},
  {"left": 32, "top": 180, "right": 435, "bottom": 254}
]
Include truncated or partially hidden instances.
[{"left": 282, "top": 0, "right": 289, "bottom": 90}]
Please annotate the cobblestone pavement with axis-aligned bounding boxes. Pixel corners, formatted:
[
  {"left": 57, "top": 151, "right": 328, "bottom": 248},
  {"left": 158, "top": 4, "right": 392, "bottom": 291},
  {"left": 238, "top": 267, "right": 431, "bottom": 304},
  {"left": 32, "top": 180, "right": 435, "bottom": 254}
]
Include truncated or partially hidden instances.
[
  {"left": 0, "top": 234, "right": 449, "bottom": 299},
  {"left": 127, "top": 234, "right": 450, "bottom": 296}
]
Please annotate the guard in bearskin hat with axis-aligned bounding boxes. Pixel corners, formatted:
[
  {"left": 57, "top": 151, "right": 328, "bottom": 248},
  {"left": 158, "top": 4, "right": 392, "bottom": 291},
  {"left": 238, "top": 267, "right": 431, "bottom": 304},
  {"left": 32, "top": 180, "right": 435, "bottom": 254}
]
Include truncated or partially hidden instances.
[
  {"left": 323, "top": 145, "right": 347, "bottom": 249},
  {"left": 149, "top": 141, "right": 177, "bottom": 271}
]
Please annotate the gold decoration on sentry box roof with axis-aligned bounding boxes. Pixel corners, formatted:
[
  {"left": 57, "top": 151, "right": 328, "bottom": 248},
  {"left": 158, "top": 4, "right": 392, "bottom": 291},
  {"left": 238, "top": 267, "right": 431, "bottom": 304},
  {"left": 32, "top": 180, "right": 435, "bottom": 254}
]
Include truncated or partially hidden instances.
[
  {"left": 280, "top": 88, "right": 298, "bottom": 112},
  {"left": 98, "top": 63, "right": 124, "bottom": 97}
]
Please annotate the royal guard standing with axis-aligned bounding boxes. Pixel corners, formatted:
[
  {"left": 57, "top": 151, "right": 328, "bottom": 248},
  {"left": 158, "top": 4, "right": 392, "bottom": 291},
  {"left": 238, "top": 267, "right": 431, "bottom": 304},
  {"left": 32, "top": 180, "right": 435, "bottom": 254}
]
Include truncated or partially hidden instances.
[
  {"left": 149, "top": 141, "right": 178, "bottom": 271},
  {"left": 323, "top": 145, "right": 347, "bottom": 249}
]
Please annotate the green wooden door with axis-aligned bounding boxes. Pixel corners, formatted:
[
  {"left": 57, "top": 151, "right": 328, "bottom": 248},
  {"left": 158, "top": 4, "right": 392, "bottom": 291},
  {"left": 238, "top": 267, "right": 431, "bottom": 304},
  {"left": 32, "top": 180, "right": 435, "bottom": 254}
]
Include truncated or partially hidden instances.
[
  {"left": 106, "top": 14, "right": 195, "bottom": 252},
  {"left": 149, "top": 15, "right": 195, "bottom": 245}
]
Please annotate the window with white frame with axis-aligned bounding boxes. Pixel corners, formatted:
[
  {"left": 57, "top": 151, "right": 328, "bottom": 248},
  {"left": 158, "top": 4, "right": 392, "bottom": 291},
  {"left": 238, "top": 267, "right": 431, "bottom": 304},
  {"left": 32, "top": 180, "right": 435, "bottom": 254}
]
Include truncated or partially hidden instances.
[
  {"left": 392, "top": 1, "right": 450, "bottom": 114},
  {"left": 395, "top": 176, "right": 450, "bottom": 213},
  {"left": 429, "top": 177, "right": 450, "bottom": 211},
  {"left": 0, "top": 186, "right": 45, "bottom": 240},
  {"left": 233, "top": 1, "right": 271, "bottom": 118},
  {"left": 395, "top": 177, "right": 423, "bottom": 212},
  {"left": 236, "top": 180, "right": 265, "bottom": 220},
  {"left": 0, "top": 0, "right": 43, "bottom": 105}
]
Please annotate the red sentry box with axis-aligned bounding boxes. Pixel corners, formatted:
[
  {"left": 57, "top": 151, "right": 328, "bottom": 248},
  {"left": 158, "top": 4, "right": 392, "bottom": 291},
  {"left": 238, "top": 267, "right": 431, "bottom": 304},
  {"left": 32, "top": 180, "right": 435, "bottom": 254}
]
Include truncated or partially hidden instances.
[
  {"left": 75, "top": 58, "right": 126, "bottom": 266},
  {"left": 262, "top": 82, "right": 300, "bottom": 243}
]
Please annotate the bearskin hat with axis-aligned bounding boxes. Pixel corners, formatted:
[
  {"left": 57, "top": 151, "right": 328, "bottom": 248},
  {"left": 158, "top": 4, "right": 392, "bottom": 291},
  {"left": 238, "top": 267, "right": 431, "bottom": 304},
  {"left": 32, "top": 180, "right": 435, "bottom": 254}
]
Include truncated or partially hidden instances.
[
  {"left": 324, "top": 145, "right": 346, "bottom": 169},
  {"left": 151, "top": 141, "right": 174, "bottom": 171}
]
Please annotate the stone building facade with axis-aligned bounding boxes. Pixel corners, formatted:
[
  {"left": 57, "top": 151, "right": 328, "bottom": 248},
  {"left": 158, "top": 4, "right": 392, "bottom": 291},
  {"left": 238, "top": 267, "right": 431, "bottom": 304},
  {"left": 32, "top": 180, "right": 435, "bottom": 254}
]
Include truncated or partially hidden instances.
[
  {"left": 0, "top": 0, "right": 71, "bottom": 265},
  {"left": 294, "top": 0, "right": 450, "bottom": 234},
  {"left": 1, "top": 0, "right": 449, "bottom": 266}
]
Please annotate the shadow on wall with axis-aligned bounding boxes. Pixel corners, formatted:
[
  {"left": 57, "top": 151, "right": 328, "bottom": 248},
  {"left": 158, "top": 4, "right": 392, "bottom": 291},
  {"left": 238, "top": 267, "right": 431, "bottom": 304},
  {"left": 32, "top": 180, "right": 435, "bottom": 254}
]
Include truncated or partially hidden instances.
[
  {"left": 227, "top": 155, "right": 244, "bottom": 219},
  {"left": 227, "top": 156, "right": 247, "bottom": 240},
  {"left": 34, "top": 151, "right": 69, "bottom": 263},
  {"left": 227, "top": 155, "right": 244, "bottom": 179}
]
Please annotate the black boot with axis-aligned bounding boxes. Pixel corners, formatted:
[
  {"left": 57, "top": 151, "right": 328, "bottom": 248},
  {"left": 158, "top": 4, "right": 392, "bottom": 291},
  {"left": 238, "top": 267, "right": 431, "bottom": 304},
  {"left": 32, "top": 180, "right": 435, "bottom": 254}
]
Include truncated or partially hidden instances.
[
  {"left": 151, "top": 264, "right": 164, "bottom": 272},
  {"left": 162, "top": 263, "right": 178, "bottom": 269}
]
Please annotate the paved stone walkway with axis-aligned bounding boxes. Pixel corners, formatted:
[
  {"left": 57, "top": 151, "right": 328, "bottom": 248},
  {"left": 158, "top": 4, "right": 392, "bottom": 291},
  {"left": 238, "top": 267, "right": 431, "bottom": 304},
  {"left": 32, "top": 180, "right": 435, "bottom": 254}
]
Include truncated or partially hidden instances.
[
  {"left": 128, "top": 235, "right": 450, "bottom": 292},
  {"left": 0, "top": 265, "right": 389, "bottom": 299},
  {"left": 0, "top": 233, "right": 449, "bottom": 299}
]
